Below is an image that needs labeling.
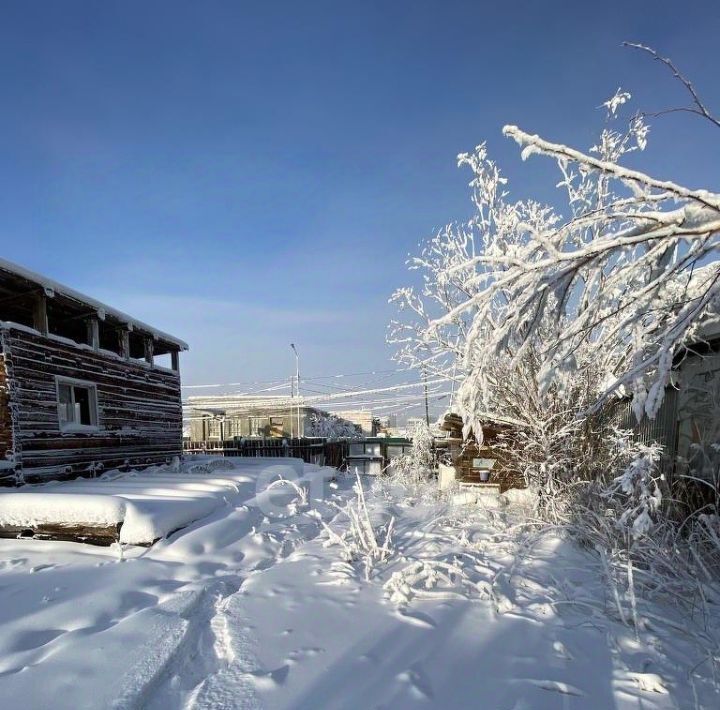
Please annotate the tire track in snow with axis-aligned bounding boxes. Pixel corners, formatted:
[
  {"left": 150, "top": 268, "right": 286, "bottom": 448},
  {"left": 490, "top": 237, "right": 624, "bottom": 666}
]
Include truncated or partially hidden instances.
[
  {"left": 140, "top": 577, "right": 254, "bottom": 710},
  {"left": 187, "top": 593, "right": 262, "bottom": 710},
  {"left": 145, "top": 468, "right": 353, "bottom": 709},
  {"left": 184, "top": 516, "right": 335, "bottom": 709},
  {"left": 149, "top": 519, "right": 330, "bottom": 708}
]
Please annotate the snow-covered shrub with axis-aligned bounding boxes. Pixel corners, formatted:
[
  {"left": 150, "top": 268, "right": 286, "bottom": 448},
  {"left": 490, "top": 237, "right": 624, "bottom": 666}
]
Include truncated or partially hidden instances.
[
  {"left": 384, "top": 559, "right": 480, "bottom": 605},
  {"left": 321, "top": 473, "right": 394, "bottom": 580},
  {"left": 183, "top": 457, "right": 236, "bottom": 474},
  {"left": 605, "top": 444, "right": 663, "bottom": 539},
  {"left": 265, "top": 477, "right": 309, "bottom": 508},
  {"left": 206, "top": 458, "right": 237, "bottom": 472},
  {"left": 560, "top": 434, "right": 720, "bottom": 643},
  {"left": 387, "top": 419, "right": 435, "bottom": 486}
]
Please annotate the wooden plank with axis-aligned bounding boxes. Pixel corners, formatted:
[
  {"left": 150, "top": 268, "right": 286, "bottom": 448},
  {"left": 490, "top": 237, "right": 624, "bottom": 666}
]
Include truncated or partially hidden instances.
[
  {"left": 86, "top": 316, "right": 100, "bottom": 350},
  {"left": 119, "top": 329, "right": 130, "bottom": 360},
  {"left": 0, "top": 347, "right": 14, "bottom": 467},
  {"left": 0, "top": 522, "right": 121, "bottom": 546},
  {"left": 144, "top": 337, "right": 154, "bottom": 365},
  {"left": 33, "top": 293, "right": 48, "bottom": 335}
]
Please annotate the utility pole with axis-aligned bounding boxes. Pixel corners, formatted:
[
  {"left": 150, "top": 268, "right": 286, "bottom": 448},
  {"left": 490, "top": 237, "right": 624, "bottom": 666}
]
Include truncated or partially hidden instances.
[
  {"left": 423, "top": 369, "right": 430, "bottom": 426},
  {"left": 289, "top": 375, "right": 295, "bottom": 437},
  {"left": 291, "top": 343, "right": 301, "bottom": 438}
]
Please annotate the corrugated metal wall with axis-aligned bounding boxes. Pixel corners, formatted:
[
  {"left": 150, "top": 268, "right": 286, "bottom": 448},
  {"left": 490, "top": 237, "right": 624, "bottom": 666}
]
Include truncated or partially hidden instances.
[{"left": 619, "top": 387, "right": 678, "bottom": 475}]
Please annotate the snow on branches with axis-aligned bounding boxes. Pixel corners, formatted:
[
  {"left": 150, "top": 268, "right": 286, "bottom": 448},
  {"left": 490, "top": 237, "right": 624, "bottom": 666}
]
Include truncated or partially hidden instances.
[
  {"left": 307, "top": 412, "right": 361, "bottom": 439},
  {"left": 392, "top": 86, "right": 720, "bottom": 439},
  {"left": 498, "top": 117, "right": 720, "bottom": 420},
  {"left": 607, "top": 445, "right": 663, "bottom": 539},
  {"left": 389, "top": 142, "right": 561, "bottom": 440}
]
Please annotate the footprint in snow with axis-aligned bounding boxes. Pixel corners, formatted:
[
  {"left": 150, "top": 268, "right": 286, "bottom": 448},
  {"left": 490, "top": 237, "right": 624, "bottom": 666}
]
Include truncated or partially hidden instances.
[
  {"left": 30, "top": 564, "right": 56, "bottom": 573},
  {"left": 397, "top": 662, "right": 434, "bottom": 701},
  {"left": 116, "top": 590, "right": 159, "bottom": 616},
  {"left": 395, "top": 608, "right": 437, "bottom": 629},
  {"left": 9, "top": 628, "right": 65, "bottom": 652},
  {"left": 287, "top": 647, "right": 325, "bottom": 663},
  {"left": 249, "top": 664, "right": 290, "bottom": 689},
  {"left": 552, "top": 640, "right": 573, "bottom": 660},
  {"left": 0, "top": 664, "right": 26, "bottom": 678},
  {"left": 0, "top": 558, "right": 28, "bottom": 570},
  {"left": 627, "top": 672, "right": 668, "bottom": 694},
  {"left": 527, "top": 679, "right": 585, "bottom": 696}
]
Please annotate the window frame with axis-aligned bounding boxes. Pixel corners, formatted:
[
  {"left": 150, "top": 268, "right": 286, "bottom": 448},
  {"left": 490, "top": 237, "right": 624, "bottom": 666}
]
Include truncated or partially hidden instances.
[
  {"left": 248, "top": 416, "right": 268, "bottom": 437},
  {"left": 55, "top": 376, "right": 100, "bottom": 433}
]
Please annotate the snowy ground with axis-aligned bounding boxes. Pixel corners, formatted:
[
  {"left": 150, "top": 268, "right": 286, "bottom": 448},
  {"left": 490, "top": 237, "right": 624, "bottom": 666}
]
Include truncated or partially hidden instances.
[{"left": 0, "top": 457, "right": 718, "bottom": 709}]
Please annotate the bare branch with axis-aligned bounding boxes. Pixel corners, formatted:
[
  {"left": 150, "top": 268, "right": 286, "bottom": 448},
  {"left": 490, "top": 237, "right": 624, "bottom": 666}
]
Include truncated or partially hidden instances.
[{"left": 623, "top": 42, "right": 720, "bottom": 130}]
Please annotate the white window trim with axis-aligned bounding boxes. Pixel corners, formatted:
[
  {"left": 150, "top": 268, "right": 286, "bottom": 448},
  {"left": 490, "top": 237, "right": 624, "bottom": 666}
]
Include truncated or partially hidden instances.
[{"left": 56, "top": 376, "right": 100, "bottom": 433}]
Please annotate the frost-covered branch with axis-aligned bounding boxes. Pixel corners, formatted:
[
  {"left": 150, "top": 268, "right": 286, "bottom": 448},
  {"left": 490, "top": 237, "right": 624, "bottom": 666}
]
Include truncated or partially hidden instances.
[
  {"left": 503, "top": 125, "right": 720, "bottom": 210},
  {"left": 495, "top": 118, "right": 720, "bottom": 419}
]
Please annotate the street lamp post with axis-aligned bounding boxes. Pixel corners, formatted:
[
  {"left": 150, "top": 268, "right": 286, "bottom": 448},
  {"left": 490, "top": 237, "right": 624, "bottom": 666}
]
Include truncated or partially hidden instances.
[{"left": 290, "top": 343, "right": 301, "bottom": 438}]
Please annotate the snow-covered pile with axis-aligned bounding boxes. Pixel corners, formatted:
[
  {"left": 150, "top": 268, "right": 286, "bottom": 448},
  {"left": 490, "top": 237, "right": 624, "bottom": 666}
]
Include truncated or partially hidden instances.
[
  {"left": 0, "top": 493, "right": 126, "bottom": 528},
  {"left": 0, "top": 457, "right": 306, "bottom": 545}
]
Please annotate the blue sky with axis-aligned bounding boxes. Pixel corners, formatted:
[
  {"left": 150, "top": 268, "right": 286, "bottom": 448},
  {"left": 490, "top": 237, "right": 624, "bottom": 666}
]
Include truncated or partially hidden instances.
[{"left": 1, "top": 1, "right": 719, "bottom": 392}]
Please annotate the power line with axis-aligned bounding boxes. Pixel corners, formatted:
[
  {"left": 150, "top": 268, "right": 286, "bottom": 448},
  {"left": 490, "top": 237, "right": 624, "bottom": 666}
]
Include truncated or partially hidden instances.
[
  {"left": 185, "top": 378, "right": 446, "bottom": 407},
  {"left": 182, "top": 367, "right": 409, "bottom": 391}
]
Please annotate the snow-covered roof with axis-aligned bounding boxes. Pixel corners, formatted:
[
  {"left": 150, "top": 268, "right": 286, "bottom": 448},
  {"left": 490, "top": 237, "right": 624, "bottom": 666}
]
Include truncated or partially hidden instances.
[{"left": 0, "top": 258, "right": 188, "bottom": 351}]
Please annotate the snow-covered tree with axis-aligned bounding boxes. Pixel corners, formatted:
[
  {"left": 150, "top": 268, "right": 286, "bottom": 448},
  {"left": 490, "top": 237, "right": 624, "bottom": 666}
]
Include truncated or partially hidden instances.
[
  {"left": 495, "top": 118, "right": 720, "bottom": 423},
  {"left": 308, "top": 412, "right": 361, "bottom": 439},
  {"left": 393, "top": 67, "right": 720, "bottom": 433},
  {"left": 390, "top": 114, "right": 628, "bottom": 440},
  {"left": 391, "top": 46, "right": 720, "bottom": 508},
  {"left": 389, "top": 143, "right": 564, "bottom": 439},
  {"left": 444, "top": 50, "right": 720, "bottom": 426},
  {"left": 387, "top": 46, "right": 720, "bottom": 660},
  {"left": 389, "top": 419, "right": 435, "bottom": 484}
]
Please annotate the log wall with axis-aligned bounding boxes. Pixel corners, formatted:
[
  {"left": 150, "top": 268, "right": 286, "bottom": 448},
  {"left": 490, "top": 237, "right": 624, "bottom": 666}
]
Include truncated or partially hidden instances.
[
  {"left": 1, "top": 326, "right": 182, "bottom": 484},
  {"left": 0, "top": 341, "right": 16, "bottom": 483}
]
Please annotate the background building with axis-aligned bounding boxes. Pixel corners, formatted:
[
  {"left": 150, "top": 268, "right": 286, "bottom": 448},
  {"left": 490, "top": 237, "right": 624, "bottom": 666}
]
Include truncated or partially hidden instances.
[{"left": 187, "top": 395, "right": 359, "bottom": 441}]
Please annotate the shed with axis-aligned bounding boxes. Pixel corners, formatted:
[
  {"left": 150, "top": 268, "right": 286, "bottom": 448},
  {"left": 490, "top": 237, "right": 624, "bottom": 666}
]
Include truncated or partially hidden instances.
[{"left": 436, "top": 412, "right": 523, "bottom": 491}]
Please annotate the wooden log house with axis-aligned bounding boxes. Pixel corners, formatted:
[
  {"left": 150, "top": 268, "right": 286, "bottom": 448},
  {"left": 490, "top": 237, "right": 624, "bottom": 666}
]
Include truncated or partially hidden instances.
[
  {"left": 437, "top": 412, "right": 523, "bottom": 491},
  {"left": 0, "top": 259, "right": 188, "bottom": 485}
]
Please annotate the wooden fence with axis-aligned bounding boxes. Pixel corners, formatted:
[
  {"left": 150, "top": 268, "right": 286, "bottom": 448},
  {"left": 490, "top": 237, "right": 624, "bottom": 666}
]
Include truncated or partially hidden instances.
[{"left": 183, "top": 437, "right": 348, "bottom": 468}]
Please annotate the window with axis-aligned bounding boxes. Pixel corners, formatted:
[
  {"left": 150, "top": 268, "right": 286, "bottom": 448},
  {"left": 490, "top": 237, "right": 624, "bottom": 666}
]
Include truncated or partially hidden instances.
[
  {"left": 349, "top": 442, "right": 382, "bottom": 457},
  {"left": 206, "top": 418, "right": 222, "bottom": 439},
  {"left": 349, "top": 443, "right": 365, "bottom": 456},
  {"left": 248, "top": 417, "right": 268, "bottom": 437},
  {"left": 57, "top": 378, "right": 99, "bottom": 431},
  {"left": 387, "top": 445, "right": 411, "bottom": 460}
]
